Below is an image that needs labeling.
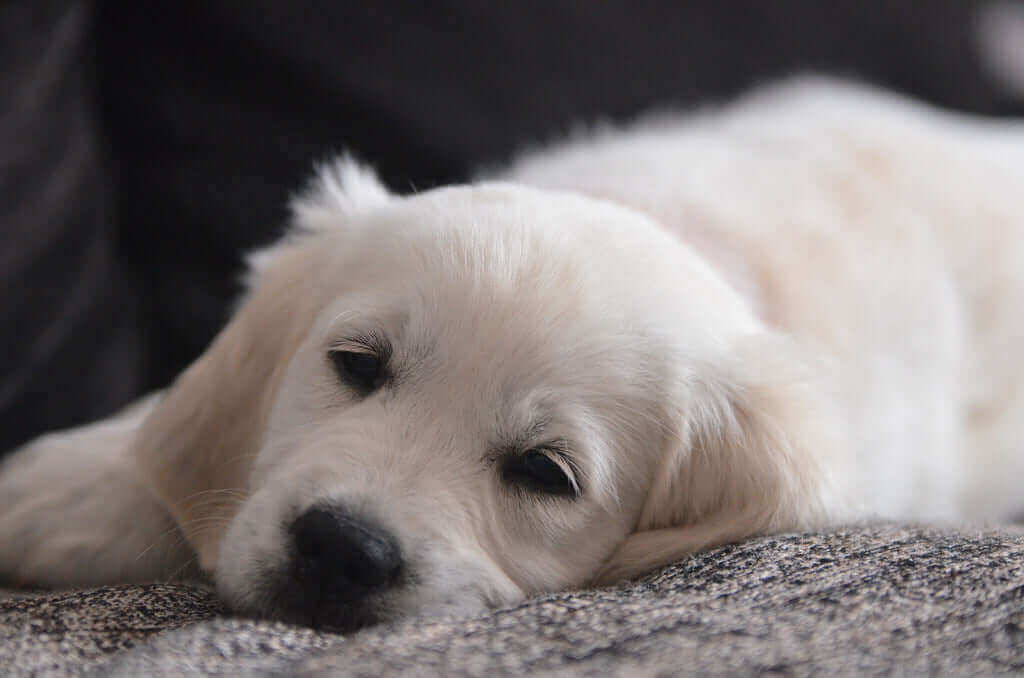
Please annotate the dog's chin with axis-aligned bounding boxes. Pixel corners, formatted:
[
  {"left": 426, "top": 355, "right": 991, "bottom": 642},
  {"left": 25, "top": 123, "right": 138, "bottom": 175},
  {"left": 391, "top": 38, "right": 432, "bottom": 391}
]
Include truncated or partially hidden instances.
[
  {"left": 218, "top": 555, "right": 513, "bottom": 632},
  {"left": 223, "top": 566, "right": 400, "bottom": 633},
  {"left": 264, "top": 592, "right": 390, "bottom": 634},
  {"left": 222, "top": 579, "right": 501, "bottom": 633}
]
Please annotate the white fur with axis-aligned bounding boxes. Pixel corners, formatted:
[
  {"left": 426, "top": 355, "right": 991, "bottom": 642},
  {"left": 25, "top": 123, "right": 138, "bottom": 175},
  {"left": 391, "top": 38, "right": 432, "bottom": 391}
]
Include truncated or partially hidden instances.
[{"left": 1, "top": 78, "right": 1022, "bottom": 627}]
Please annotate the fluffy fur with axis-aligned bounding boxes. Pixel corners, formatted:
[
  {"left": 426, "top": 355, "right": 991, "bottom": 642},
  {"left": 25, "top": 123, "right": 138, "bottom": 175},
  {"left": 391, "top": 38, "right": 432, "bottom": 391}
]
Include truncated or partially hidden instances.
[{"left": 2, "top": 78, "right": 1023, "bottom": 628}]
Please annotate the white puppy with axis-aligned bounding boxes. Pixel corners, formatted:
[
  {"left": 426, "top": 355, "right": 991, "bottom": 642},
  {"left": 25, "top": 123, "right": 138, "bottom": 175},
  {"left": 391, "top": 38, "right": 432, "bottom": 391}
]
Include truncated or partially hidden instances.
[{"left": 2, "top": 78, "right": 1023, "bottom": 630}]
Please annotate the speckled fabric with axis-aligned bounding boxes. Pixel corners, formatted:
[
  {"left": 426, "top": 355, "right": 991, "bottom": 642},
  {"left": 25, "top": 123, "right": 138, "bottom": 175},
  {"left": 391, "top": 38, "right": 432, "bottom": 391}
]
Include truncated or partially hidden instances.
[
  {"left": 0, "top": 585, "right": 221, "bottom": 675},
  {"left": 3, "top": 524, "right": 1023, "bottom": 677}
]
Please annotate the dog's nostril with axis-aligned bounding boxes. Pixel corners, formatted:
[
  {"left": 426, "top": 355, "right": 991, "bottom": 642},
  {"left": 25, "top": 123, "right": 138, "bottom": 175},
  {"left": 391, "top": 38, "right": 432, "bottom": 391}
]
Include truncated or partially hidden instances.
[{"left": 291, "top": 507, "right": 402, "bottom": 591}]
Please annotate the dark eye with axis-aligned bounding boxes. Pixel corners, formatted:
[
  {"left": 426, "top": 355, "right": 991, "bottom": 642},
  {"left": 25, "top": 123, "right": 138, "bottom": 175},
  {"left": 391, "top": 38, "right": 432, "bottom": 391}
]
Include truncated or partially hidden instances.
[
  {"left": 329, "top": 350, "right": 385, "bottom": 393},
  {"left": 502, "top": 450, "right": 579, "bottom": 497}
]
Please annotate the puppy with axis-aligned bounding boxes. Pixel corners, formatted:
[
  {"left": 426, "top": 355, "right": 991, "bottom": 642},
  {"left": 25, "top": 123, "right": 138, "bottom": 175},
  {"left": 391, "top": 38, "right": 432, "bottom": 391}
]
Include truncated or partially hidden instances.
[{"left": 2, "top": 78, "right": 1023, "bottom": 630}]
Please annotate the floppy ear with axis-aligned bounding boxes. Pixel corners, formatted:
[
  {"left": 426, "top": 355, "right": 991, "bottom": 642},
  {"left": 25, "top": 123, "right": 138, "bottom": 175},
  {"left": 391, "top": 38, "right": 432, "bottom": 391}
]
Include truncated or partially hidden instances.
[
  {"left": 133, "top": 157, "right": 391, "bottom": 573},
  {"left": 595, "top": 333, "right": 844, "bottom": 584}
]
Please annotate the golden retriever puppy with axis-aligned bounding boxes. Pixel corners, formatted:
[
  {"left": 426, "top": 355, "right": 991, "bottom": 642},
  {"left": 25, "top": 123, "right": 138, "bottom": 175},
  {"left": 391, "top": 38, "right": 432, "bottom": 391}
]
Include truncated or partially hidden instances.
[{"left": 2, "top": 78, "right": 1023, "bottom": 630}]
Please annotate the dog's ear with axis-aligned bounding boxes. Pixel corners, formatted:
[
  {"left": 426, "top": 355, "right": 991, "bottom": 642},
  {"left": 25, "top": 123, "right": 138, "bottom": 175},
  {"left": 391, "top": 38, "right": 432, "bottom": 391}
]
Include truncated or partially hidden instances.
[
  {"left": 130, "top": 252, "right": 318, "bottom": 571},
  {"left": 133, "top": 158, "right": 391, "bottom": 573},
  {"left": 595, "top": 333, "right": 844, "bottom": 584}
]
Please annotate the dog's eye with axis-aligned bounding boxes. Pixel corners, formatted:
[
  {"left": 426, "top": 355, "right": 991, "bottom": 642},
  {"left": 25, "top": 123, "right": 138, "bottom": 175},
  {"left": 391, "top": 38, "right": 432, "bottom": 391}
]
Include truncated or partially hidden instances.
[
  {"left": 502, "top": 450, "right": 579, "bottom": 498},
  {"left": 329, "top": 350, "right": 385, "bottom": 393}
]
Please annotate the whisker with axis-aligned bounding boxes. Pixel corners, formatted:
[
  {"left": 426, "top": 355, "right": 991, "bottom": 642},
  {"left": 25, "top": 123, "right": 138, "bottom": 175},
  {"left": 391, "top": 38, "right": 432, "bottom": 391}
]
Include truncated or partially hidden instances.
[
  {"left": 182, "top": 496, "right": 249, "bottom": 513},
  {"left": 165, "top": 556, "right": 199, "bottom": 582},
  {"left": 135, "top": 523, "right": 190, "bottom": 562},
  {"left": 177, "top": 488, "right": 251, "bottom": 504}
]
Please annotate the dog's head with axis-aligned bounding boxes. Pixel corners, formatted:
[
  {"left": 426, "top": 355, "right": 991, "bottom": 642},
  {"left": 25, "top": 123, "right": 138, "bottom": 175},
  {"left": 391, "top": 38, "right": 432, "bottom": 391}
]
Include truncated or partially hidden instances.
[{"left": 130, "top": 160, "right": 840, "bottom": 630}]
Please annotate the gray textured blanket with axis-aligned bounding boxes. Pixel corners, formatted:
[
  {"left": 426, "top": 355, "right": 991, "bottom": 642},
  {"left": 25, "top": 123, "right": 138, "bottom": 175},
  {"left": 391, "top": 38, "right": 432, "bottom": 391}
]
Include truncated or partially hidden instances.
[{"left": 3, "top": 524, "right": 1023, "bottom": 676}]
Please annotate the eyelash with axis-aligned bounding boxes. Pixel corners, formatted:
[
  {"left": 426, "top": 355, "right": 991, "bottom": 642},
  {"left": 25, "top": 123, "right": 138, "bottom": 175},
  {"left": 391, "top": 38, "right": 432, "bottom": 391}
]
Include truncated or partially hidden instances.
[
  {"left": 500, "top": 444, "right": 581, "bottom": 499},
  {"left": 327, "top": 334, "right": 391, "bottom": 394}
]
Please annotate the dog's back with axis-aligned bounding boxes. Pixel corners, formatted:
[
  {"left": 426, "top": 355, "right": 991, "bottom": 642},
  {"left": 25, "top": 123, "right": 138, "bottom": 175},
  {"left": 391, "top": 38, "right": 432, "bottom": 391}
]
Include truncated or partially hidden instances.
[{"left": 507, "top": 77, "right": 1024, "bottom": 521}]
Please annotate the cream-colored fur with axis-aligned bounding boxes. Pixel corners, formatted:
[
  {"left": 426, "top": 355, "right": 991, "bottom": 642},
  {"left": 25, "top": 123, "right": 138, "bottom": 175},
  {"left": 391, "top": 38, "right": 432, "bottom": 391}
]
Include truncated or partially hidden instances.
[{"left": 2, "top": 78, "right": 1022, "bottom": 626}]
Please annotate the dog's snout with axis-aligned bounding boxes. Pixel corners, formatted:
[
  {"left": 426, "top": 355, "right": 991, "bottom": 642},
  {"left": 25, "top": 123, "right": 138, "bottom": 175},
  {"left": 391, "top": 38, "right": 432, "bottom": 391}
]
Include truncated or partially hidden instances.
[{"left": 291, "top": 507, "right": 402, "bottom": 594}]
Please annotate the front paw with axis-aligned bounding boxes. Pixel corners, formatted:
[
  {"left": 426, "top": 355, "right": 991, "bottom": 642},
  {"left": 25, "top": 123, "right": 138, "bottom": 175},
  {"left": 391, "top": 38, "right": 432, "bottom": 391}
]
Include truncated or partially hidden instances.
[{"left": 0, "top": 426, "right": 194, "bottom": 588}]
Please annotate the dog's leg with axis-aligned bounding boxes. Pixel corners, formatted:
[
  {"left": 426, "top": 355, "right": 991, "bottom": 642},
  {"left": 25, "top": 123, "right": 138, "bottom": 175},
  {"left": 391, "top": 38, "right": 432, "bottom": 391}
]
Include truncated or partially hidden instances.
[{"left": 0, "top": 395, "right": 197, "bottom": 588}]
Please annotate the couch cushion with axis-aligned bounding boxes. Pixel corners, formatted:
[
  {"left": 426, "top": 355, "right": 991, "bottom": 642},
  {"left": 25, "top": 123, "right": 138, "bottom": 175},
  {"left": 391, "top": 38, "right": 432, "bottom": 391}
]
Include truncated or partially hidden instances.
[{"left": 3, "top": 524, "right": 1023, "bottom": 676}]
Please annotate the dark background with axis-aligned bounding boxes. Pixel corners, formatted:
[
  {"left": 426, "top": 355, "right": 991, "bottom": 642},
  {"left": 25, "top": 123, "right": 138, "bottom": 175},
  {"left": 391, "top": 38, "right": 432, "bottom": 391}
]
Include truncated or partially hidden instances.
[{"left": 2, "top": 0, "right": 1021, "bottom": 452}]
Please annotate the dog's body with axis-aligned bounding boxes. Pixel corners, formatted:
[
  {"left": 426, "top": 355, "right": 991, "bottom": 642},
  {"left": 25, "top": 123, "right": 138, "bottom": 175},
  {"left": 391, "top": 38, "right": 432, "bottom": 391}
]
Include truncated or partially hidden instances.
[
  {"left": 2, "top": 78, "right": 1023, "bottom": 629},
  {"left": 506, "top": 80, "right": 1024, "bottom": 524}
]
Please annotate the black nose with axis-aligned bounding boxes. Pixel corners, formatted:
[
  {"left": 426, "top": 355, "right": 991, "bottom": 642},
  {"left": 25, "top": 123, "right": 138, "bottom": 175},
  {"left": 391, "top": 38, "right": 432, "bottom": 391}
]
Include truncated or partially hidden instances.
[{"left": 290, "top": 507, "right": 403, "bottom": 597}]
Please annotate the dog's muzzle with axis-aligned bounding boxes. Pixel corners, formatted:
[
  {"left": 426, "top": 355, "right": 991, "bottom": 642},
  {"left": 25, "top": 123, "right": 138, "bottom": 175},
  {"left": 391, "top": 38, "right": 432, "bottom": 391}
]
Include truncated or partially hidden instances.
[{"left": 279, "top": 505, "right": 404, "bottom": 630}]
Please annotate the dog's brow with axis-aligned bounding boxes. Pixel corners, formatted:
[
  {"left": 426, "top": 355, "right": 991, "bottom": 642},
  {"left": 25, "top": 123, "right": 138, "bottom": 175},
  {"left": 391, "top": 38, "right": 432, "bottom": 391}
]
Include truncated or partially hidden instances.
[
  {"left": 487, "top": 414, "right": 547, "bottom": 460},
  {"left": 508, "top": 416, "right": 549, "bottom": 449}
]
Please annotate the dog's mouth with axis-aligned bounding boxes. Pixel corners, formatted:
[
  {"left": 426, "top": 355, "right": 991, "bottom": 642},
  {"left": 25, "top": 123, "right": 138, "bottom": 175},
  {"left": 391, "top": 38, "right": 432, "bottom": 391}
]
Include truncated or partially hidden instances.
[
  {"left": 237, "top": 563, "right": 404, "bottom": 632},
  {"left": 270, "top": 588, "right": 387, "bottom": 633}
]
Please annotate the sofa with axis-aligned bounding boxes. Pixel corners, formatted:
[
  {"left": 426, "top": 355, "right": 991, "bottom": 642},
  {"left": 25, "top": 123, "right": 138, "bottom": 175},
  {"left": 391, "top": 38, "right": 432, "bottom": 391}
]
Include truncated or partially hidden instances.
[{"left": 4, "top": 524, "right": 1023, "bottom": 676}]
